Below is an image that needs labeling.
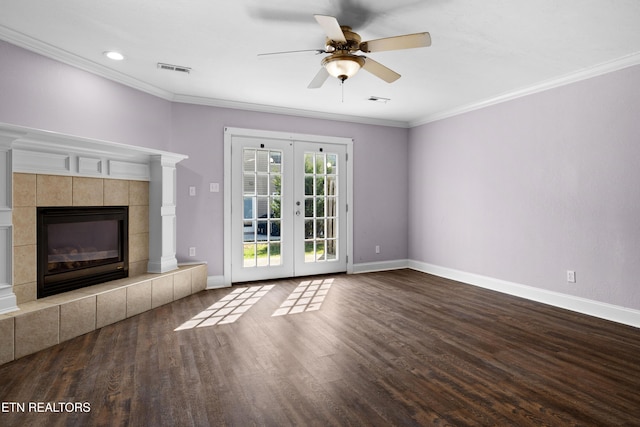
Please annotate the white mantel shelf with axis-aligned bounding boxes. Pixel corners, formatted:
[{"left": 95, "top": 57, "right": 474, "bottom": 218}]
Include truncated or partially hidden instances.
[
  {"left": 0, "top": 123, "right": 188, "bottom": 314},
  {"left": 2, "top": 123, "right": 187, "bottom": 180}
]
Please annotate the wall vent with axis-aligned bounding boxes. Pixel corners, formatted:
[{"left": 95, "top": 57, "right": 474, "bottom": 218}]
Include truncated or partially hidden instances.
[{"left": 157, "top": 63, "right": 191, "bottom": 74}]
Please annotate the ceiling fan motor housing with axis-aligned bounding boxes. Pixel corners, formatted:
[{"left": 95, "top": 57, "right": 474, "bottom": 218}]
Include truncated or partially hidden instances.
[{"left": 325, "top": 26, "right": 362, "bottom": 52}]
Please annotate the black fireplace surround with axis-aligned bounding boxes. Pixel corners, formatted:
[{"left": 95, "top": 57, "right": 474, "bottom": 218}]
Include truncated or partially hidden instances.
[{"left": 37, "top": 206, "right": 129, "bottom": 298}]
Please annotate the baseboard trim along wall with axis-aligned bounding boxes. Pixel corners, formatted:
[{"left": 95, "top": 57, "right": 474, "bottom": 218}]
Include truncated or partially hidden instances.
[
  {"left": 208, "top": 259, "right": 640, "bottom": 328},
  {"left": 206, "top": 275, "right": 229, "bottom": 289},
  {"left": 352, "top": 259, "right": 409, "bottom": 274},
  {"left": 407, "top": 260, "right": 640, "bottom": 329}
]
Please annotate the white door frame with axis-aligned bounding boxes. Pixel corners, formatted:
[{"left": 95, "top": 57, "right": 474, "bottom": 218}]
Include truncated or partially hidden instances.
[{"left": 223, "top": 127, "right": 354, "bottom": 285}]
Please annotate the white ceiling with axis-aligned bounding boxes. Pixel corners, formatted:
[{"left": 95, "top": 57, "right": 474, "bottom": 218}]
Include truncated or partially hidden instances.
[{"left": 1, "top": 0, "right": 640, "bottom": 127}]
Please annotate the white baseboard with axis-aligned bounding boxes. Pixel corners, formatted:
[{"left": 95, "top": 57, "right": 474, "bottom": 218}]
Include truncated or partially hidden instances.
[
  {"left": 206, "top": 275, "right": 229, "bottom": 289},
  {"left": 408, "top": 260, "right": 640, "bottom": 329},
  {"left": 352, "top": 259, "right": 409, "bottom": 274},
  {"left": 198, "top": 259, "right": 640, "bottom": 328}
]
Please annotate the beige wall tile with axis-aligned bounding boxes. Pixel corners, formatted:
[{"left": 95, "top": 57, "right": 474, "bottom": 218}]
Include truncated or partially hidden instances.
[
  {"left": 151, "top": 275, "right": 174, "bottom": 308},
  {"left": 13, "top": 244, "right": 36, "bottom": 285},
  {"left": 73, "top": 177, "right": 104, "bottom": 206},
  {"left": 129, "top": 232, "right": 149, "bottom": 263},
  {"left": 37, "top": 175, "right": 72, "bottom": 206},
  {"left": 126, "top": 281, "right": 152, "bottom": 318},
  {"left": 13, "top": 173, "right": 36, "bottom": 207},
  {"left": 14, "top": 281, "right": 36, "bottom": 304},
  {"left": 192, "top": 265, "right": 208, "bottom": 293},
  {"left": 173, "top": 269, "right": 193, "bottom": 300},
  {"left": 59, "top": 296, "right": 96, "bottom": 342},
  {"left": 96, "top": 288, "right": 127, "bottom": 328},
  {"left": 12, "top": 175, "right": 150, "bottom": 289},
  {"left": 14, "top": 305, "right": 59, "bottom": 359},
  {"left": 0, "top": 316, "right": 15, "bottom": 365},
  {"left": 129, "top": 180, "right": 149, "bottom": 206},
  {"left": 12, "top": 206, "right": 36, "bottom": 246},
  {"left": 103, "top": 179, "right": 130, "bottom": 206},
  {"left": 129, "top": 204, "right": 149, "bottom": 234},
  {"left": 129, "top": 261, "right": 148, "bottom": 277}
]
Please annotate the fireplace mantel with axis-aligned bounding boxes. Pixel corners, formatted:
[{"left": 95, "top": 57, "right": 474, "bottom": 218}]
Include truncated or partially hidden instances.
[{"left": 0, "top": 123, "right": 188, "bottom": 314}]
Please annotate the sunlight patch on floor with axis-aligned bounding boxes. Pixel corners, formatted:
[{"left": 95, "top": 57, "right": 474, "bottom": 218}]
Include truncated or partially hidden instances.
[
  {"left": 174, "top": 284, "right": 275, "bottom": 330},
  {"left": 272, "top": 278, "right": 333, "bottom": 317}
]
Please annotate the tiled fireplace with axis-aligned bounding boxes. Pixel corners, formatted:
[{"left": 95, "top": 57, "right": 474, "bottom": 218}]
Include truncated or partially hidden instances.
[
  {"left": 0, "top": 124, "right": 208, "bottom": 366},
  {"left": 13, "top": 173, "right": 150, "bottom": 303}
]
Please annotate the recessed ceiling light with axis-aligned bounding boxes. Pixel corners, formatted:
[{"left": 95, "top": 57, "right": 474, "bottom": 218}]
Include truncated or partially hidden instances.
[{"left": 103, "top": 51, "right": 125, "bottom": 61}]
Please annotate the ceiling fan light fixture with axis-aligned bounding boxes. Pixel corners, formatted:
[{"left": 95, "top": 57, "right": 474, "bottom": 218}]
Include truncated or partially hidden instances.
[{"left": 322, "top": 54, "right": 365, "bottom": 81}]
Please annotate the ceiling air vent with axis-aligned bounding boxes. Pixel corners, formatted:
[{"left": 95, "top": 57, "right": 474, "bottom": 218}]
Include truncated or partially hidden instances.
[
  {"left": 368, "top": 96, "right": 390, "bottom": 104},
  {"left": 157, "top": 63, "right": 191, "bottom": 74}
]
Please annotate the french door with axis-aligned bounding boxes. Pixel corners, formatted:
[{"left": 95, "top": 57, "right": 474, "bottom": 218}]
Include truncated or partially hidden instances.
[{"left": 227, "top": 129, "right": 350, "bottom": 283}]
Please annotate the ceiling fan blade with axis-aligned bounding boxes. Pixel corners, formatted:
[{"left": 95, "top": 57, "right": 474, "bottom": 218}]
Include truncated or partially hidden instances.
[
  {"left": 314, "top": 15, "right": 347, "bottom": 43},
  {"left": 308, "top": 67, "right": 330, "bottom": 89},
  {"left": 361, "top": 32, "right": 431, "bottom": 53},
  {"left": 258, "top": 49, "right": 326, "bottom": 58},
  {"left": 362, "top": 57, "right": 401, "bottom": 83}
]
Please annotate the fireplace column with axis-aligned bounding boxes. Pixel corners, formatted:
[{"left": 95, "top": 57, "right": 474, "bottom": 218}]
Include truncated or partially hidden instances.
[
  {"left": 147, "top": 154, "right": 181, "bottom": 273},
  {"left": 0, "top": 135, "right": 17, "bottom": 313}
]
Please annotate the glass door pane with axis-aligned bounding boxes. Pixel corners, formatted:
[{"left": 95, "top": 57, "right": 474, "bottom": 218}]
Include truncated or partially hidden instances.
[
  {"left": 295, "top": 143, "right": 346, "bottom": 276},
  {"left": 303, "top": 152, "right": 338, "bottom": 262},
  {"left": 242, "top": 147, "right": 283, "bottom": 268}
]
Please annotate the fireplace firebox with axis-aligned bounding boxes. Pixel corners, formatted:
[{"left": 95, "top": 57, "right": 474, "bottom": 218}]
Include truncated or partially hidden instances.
[{"left": 37, "top": 206, "right": 129, "bottom": 298}]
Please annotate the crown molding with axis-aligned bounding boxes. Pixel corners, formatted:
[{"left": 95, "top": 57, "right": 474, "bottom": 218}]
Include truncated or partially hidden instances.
[
  {"left": 172, "top": 94, "right": 409, "bottom": 128},
  {"left": 3, "top": 24, "right": 638, "bottom": 130},
  {"left": 410, "top": 52, "right": 640, "bottom": 127},
  {"left": 0, "top": 24, "right": 409, "bottom": 128},
  {"left": 0, "top": 25, "right": 174, "bottom": 101}
]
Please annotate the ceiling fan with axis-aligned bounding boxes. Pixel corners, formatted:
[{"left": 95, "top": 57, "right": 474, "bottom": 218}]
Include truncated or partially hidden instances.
[{"left": 259, "top": 14, "right": 431, "bottom": 88}]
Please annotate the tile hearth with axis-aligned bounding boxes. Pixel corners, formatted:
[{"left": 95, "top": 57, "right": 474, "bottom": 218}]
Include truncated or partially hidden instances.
[{"left": 0, "top": 263, "right": 207, "bottom": 365}]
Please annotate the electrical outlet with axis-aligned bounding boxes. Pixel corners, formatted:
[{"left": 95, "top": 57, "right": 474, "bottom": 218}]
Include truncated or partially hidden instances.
[
  {"left": 189, "top": 186, "right": 196, "bottom": 196},
  {"left": 210, "top": 182, "right": 219, "bottom": 192},
  {"left": 189, "top": 247, "right": 196, "bottom": 257},
  {"left": 567, "top": 270, "right": 576, "bottom": 283},
  {"left": 375, "top": 245, "right": 380, "bottom": 254}
]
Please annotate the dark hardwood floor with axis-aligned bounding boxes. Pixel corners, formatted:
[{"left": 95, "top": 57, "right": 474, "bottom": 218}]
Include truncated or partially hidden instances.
[{"left": 1, "top": 269, "right": 639, "bottom": 426}]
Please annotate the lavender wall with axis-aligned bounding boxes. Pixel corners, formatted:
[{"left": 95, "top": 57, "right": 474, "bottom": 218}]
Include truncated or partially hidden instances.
[
  {"left": 408, "top": 65, "right": 640, "bottom": 310},
  {"left": 171, "top": 103, "right": 409, "bottom": 274},
  {"left": 0, "top": 40, "right": 172, "bottom": 150},
  {"left": 0, "top": 40, "right": 409, "bottom": 279}
]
